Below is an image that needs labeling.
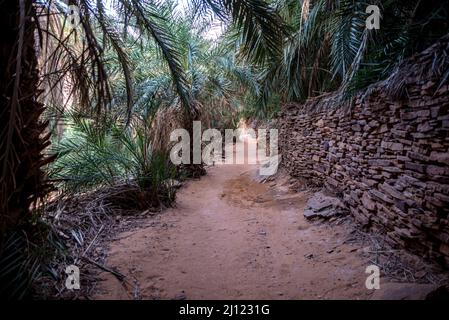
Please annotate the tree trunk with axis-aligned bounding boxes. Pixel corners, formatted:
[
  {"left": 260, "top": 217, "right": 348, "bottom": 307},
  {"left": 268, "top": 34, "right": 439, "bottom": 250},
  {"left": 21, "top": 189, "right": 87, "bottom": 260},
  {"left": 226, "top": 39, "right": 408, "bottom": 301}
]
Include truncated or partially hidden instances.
[
  {"left": 182, "top": 104, "right": 206, "bottom": 178},
  {"left": 0, "top": 0, "right": 54, "bottom": 237}
]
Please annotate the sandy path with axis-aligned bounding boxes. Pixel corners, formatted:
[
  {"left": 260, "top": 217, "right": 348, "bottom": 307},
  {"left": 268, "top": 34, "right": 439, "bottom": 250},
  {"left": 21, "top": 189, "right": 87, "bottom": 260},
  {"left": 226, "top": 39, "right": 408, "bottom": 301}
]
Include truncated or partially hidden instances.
[{"left": 94, "top": 146, "right": 374, "bottom": 299}]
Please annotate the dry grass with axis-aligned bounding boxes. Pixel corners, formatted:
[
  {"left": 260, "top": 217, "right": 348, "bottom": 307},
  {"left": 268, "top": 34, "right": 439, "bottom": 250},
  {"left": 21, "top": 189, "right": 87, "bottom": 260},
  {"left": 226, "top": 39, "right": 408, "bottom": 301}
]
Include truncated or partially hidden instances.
[
  {"left": 336, "top": 217, "right": 449, "bottom": 286},
  {"left": 35, "top": 183, "right": 167, "bottom": 299}
]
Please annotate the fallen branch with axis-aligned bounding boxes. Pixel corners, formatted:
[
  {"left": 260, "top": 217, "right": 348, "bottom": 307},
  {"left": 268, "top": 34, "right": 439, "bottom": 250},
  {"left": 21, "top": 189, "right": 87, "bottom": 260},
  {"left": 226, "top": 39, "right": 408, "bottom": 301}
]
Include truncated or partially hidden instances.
[{"left": 81, "top": 256, "right": 125, "bottom": 281}]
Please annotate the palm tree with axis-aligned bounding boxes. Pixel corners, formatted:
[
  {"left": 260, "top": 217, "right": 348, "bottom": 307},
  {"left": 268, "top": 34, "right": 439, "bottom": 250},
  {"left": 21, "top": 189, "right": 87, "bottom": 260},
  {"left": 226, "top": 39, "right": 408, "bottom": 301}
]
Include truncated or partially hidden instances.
[
  {"left": 0, "top": 0, "right": 285, "bottom": 299},
  {"left": 0, "top": 0, "right": 53, "bottom": 235},
  {"left": 48, "top": 5, "right": 263, "bottom": 193},
  {"left": 0, "top": 0, "right": 284, "bottom": 237},
  {"left": 255, "top": 0, "right": 449, "bottom": 105}
]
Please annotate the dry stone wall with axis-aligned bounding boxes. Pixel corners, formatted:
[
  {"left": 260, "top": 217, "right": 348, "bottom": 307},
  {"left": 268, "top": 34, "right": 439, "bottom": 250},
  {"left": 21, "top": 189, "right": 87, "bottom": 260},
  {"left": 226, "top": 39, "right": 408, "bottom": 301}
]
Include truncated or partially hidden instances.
[{"left": 279, "top": 36, "right": 449, "bottom": 266}]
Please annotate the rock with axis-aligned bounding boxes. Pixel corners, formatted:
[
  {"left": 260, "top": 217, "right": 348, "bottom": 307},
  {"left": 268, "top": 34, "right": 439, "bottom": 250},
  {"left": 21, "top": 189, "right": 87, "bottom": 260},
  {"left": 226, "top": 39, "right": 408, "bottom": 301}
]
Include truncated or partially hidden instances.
[
  {"left": 304, "top": 208, "right": 318, "bottom": 218},
  {"left": 439, "top": 243, "right": 449, "bottom": 256},
  {"left": 404, "top": 161, "right": 426, "bottom": 173},
  {"left": 427, "top": 165, "right": 449, "bottom": 175},
  {"left": 306, "top": 192, "right": 334, "bottom": 211},
  {"left": 368, "top": 159, "right": 391, "bottom": 167},
  {"left": 164, "top": 179, "right": 183, "bottom": 189},
  {"left": 417, "top": 122, "right": 433, "bottom": 133},
  {"left": 378, "top": 183, "right": 406, "bottom": 200},
  {"left": 303, "top": 192, "right": 345, "bottom": 219},
  {"left": 173, "top": 292, "right": 187, "bottom": 300},
  {"left": 279, "top": 36, "right": 449, "bottom": 264},
  {"left": 370, "top": 282, "right": 438, "bottom": 300},
  {"left": 361, "top": 192, "right": 376, "bottom": 211},
  {"left": 381, "top": 141, "right": 404, "bottom": 151},
  {"left": 430, "top": 151, "right": 449, "bottom": 165},
  {"left": 414, "top": 270, "right": 427, "bottom": 279},
  {"left": 369, "top": 189, "right": 394, "bottom": 204}
]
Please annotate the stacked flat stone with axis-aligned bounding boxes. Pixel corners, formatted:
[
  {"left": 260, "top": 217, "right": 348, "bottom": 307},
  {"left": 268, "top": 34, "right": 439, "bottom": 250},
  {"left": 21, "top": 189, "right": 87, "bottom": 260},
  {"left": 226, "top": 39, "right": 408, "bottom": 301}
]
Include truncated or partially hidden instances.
[{"left": 279, "top": 35, "right": 449, "bottom": 267}]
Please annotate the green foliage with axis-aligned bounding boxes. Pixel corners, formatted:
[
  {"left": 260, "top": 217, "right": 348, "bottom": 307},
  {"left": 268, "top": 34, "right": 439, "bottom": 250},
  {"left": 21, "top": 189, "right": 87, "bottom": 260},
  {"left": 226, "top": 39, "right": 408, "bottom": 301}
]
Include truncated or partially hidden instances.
[
  {"left": 108, "top": 9, "right": 263, "bottom": 124},
  {"left": 6, "top": 0, "right": 447, "bottom": 300},
  {"left": 249, "top": 0, "right": 449, "bottom": 105},
  {"left": 50, "top": 114, "right": 176, "bottom": 206},
  {"left": 190, "top": 0, "right": 287, "bottom": 64},
  {"left": 38, "top": 0, "right": 449, "bottom": 204},
  {"left": 345, "top": 0, "right": 449, "bottom": 96},
  {"left": 0, "top": 232, "right": 38, "bottom": 299},
  {"left": 37, "top": 0, "right": 288, "bottom": 122},
  {"left": 0, "top": 223, "right": 62, "bottom": 300}
]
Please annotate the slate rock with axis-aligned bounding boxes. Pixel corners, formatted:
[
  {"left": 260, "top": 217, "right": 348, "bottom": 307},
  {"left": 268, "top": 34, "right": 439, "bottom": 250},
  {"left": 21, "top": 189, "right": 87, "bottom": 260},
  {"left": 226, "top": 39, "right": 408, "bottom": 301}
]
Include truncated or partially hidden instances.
[{"left": 370, "top": 282, "right": 437, "bottom": 300}]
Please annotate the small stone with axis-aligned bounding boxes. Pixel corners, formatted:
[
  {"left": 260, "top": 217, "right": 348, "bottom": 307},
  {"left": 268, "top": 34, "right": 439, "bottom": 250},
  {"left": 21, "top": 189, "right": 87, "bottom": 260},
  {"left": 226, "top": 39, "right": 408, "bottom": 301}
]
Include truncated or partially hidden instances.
[
  {"left": 361, "top": 192, "right": 376, "bottom": 211},
  {"left": 174, "top": 292, "right": 187, "bottom": 300},
  {"left": 414, "top": 270, "right": 427, "bottom": 279},
  {"left": 370, "top": 283, "right": 437, "bottom": 300},
  {"left": 429, "top": 151, "right": 449, "bottom": 165},
  {"left": 316, "top": 119, "right": 325, "bottom": 127},
  {"left": 381, "top": 141, "right": 404, "bottom": 151}
]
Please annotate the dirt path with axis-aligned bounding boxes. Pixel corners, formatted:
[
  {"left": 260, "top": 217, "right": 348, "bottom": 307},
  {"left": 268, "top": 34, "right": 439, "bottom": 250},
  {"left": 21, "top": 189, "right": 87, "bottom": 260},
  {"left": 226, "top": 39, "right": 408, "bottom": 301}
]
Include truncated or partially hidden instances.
[{"left": 94, "top": 143, "right": 375, "bottom": 299}]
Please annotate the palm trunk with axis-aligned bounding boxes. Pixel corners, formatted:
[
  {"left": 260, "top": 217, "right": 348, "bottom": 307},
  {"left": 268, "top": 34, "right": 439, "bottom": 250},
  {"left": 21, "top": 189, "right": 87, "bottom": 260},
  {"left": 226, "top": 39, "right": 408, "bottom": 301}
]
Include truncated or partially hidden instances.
[
  {"left": 0, "top": 0, "right": 54, "bottom": 237},
  {"left": 182, "top": 104, "right": 206, "bottom": 178}
]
